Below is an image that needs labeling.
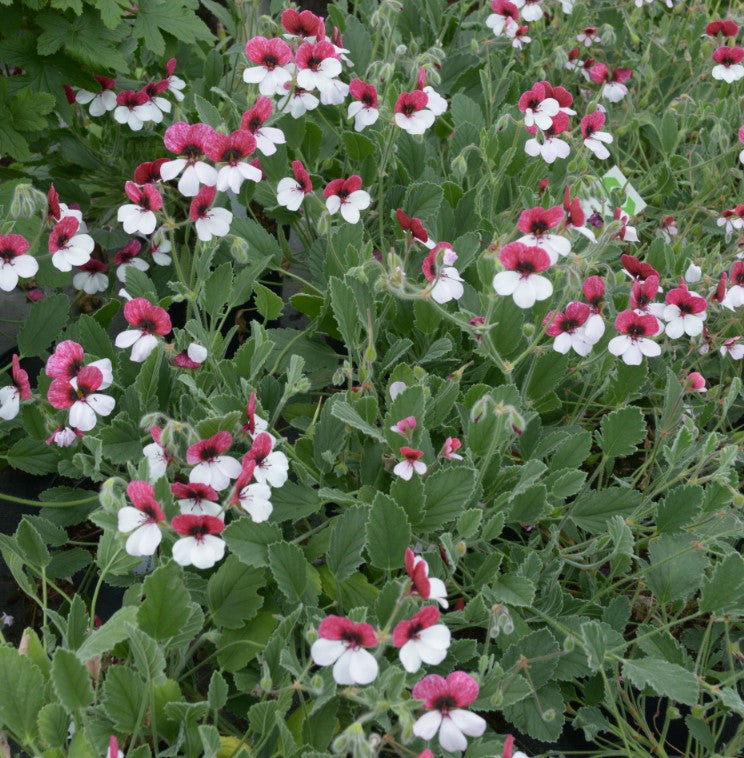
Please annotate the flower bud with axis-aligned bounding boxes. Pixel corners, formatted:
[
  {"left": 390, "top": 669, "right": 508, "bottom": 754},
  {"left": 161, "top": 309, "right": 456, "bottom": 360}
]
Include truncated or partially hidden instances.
[
  {"left": 490, "top": 690, "right": 504, "bottom": 707},
  {"left": 259, "top": 676, "right": 272, "bottom": 692},
  {"left": 543, "top": 708, "right": 556, "bottom": 722},
  {"left": 10, "top": 183, "right": 46, "bottom": 219},
  {"left": 563, "top": 635, "right": 575, "bottom": 652},
  {"left": 230, "top": 236, "right": 251, "bottom": 265},
  {"left": 522, "top": 322, "right": 535, "bottom": 337},
  {"left": 310, "top": 674, "right": 323, "bottom": 691},
  {"left": 684, "top": 262, "right": 702, "bottom": 284},
  {"left": 455, "top": 540, "right": 467, "bottom": 556},
  {"left": 451, "top": 154, "right": 468, "bottom": 177},
  {"left": 395, "top": 44, "right": 407, "bottom": 56}
]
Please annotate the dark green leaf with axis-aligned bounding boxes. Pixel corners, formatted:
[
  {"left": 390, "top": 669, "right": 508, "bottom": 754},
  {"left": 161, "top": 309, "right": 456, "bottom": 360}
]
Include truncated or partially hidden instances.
[
  {"left": 18, "top": 293, "right": 69, "bottom": 357},
  {"left": 51, "top": 648, "right": 93, "bottom": 713}
]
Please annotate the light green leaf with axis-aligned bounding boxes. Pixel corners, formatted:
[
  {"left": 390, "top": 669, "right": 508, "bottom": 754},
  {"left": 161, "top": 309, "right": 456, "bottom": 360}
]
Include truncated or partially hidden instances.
[
  {"left": 622, "top": 657, "right": 699, "bottom": 706},
  {"left": 0, "top": 646, "right": 45, "bottom": 742},
  {"left": 37, "top": 702, "right": 70, "bottom": 748},
  {"left": 223, "top": 519, "right": 282, "bottom": 568},
  {"left": 268, "top": 542, "right": 308, "bottom": 603},
  {"left": 596, "top": 406, "right": 646, "bottom": 458},
  {"left": 207, "top": 555, "right": 265, "bottom": 629},
  {"left": 138, "top": 562, "right": 191, "bottom": 641},
  {"left": 102, "top": 666, "right": 146, "bottom": 731},
  {"left": 490, "top": 574, "right": 535, "bottom": 607},
  {"left": 657, "top": 484, "right": 703, "bottom": 533},
  {"left": 570, "top": 488, "right": 642, "bottom": 532},
  {"left": 208, "top": 671, "right": 228, "bottom": 711},
  {"left": 51, "top": 648, "right": 93, "bottom": 713},
  {"left": 365, "top": 494, "right": 412, "bottom": 571},
  {"left": 330, "top": 399, "right": 384, "bottom": 442},
  {"left": 419, "top": 465, "right": 477, "bottom": 530},
  {"left": 699, "top": 554, "right": 744, "bottom": 615},
  {"left": 580, "top": 620, "right": 625, "bottom": 672},
  {"left": 327, "top": 506, "right": 368, "bottom": 582},
  {"left": 253, "top": 282, "right": 284, "bottom": 321},
  {"left": 328, "top": 276, "right": 359, "bottom": 350},
  {"left": 17, "top": 293, "right": 69, "bottom": 357},
  {"left": 644, "top": 535, "right": 707, "bottom": 605}
]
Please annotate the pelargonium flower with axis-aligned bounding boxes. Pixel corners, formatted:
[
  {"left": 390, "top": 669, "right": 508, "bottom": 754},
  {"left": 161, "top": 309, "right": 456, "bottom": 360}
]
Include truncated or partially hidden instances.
[
  {"left": 0, "top": 355, "right": 31, "bottom": 421},
  {"left": 518, "top": 82, "right": 559, "bottom": 131},
  {"left": 684, "top": 262, "right": 702, "bottom": 284},
  {"left": 492, "top": 242, "right": 553, "bottom": 308},
  {"left": 422, "top": 244, "right": 464, "bottom": 304},
  {"left": 295, "top": 40, "right": 342, "bottom": 94},
  {"left": 705, "top": 20, "right": 739, "bottom": 38},
  {"left": 394, "top": 446, "right": 427, "bottom": 480},
  {"left": 538, "top": 80, "right": 576, "bottom": 116},
  {"left": 245, "top": 432, "right": 289, "bottom": 488},
  {"left": 242, "top": 392, "right": 270, "bottom": 440},
  {"left": 73, "top": 259, "right": 108, "bottom": 294},
  {"left": 231, "top": 458, "right": 273, "bottom": 522},
  {"left": 517, "top": 205, "right": 570, "bottom": 261},
  {"left": 310, "top": 615, "right": 379, "bottom": 685},
  {"left": 563, "top": 187, "right": 595, "bottom": 241},
  {"left": 113, "top": 90, "right": 149, "bottom": 131},
  {"left": 712, "top": 46, "right": 744, "bottom": 83},
  {"left": 241, "top": 97, "right": 286, "bottom": 156},
  {"left": 661, "top": 215, "right": 679, "bottom": 243},
  {"left": 187, "top": 432, "right": 242, "bottom": 491},
  {"left": 204, "top": 130, "right": 261, "bottom": 194},
  {"left": 723, "top": 261, "right": 744, "bottom": 309},
  {"left": 140, "top": 78, "right": 172, "bottom": 121},
  {"left": 171, "top": 514, "right": 226, "bottom": 569},
  {"left": 46, "top": 340, "right": 113, "bottom": 388},
  {"left": 394, "top": 91, "right": 435, "bottom": 136},
  {"left": 393, "top": 606, "right": 451, "bottom": 673},
  {"left": 47, "top": 183, "right": 85, "bottom": 228},
  {"left": 281, "top": 8, "right": 323, "bottom": 41},
  {"left": 581, "top": 111, "right": 613, "bottom": 159},
  {"left": 508, "top": 23, "right": 531, "bottom": 49},
  {"left": 486, "top": 0, "right": 519, "bottom": 37},
  {"left": 278, "top": 82, "right": 320, "bottom": 119},
  {"left": 45, "top": 425, "right": 82, "bottom": 447},
  {"left": 621, "top": 254, "right": 659, "bottom": 284},
  {"left": 406, "top": 548, "right": 448, "bottom": 608},
  {"left": 685, "top": 372, "right": 706, "bottom": 393},
  {"left": 720, "top": 336, "right": 744, "bottom": 360},
  {"left": 582, "top": 275, "right": 606, "bottom": 337},
  {"left": 190, "top": 186, "right": 233, "bottom": 242},
  {"left": 717, "top": 205, "right": 744, "bottom": 237},
  {"left": 331, "top": 26, "right": 353, "bottom": 66},
  {"left": 172, "top": 482, "right": 221, "bottom": 518},
  {"left": 277, "top": 160, "right": 313, "bottom": 211},
  {"left": 47, "top": 365, "right": 114, "bottom": 432},
  {"left": 577, "top": 26, "right": 600, "bottom": 47},
  {"left": 663, "top": 284, "right": 707, "bottom": 338},
  {"left": 115, "top": 240, "right": 148, "bottom": 283},
  {"left": 173, "top": 342, "right": 208, "bottom": 369},
  {"left": 0, "top": 233, "right": 38, "bottom": 292},
  {"left": 115, "top": 297, "right": 171, "bottom": 363},
  {"left": 630, "top": 274, "right": 665, "bottom": 328},
  {"left": 524, "top": 110, "right": 571, "bottom": 164},
  {"left": 589, "top": 63, "right": 632, "bottom": 102},
  {"left": 566, "top": 47, "right": 583, "bottom": 71},
  {"left": 391, "top": 416, "right": 417, "bottom": 438},
  {"left": 502, "top": 734, "right": 530, "bottom": 758},
  {"left": 608, "top": 310, "right": 661, "bottom": 365},
  {"left": 411, "top": 671, "right": 487, "bottom": 753},
  {"left": 442, "top": 437, "right": 463, "bottom": 460},
  {"left": 243, "top": 36, "right": 293, "bottom": 96},
  {"left": 513, "top": 0, "right": 544, "bottom": 21},
  {"left": 49, "top": 217, "right": 94, "bottom": 272},
  {"left": 415, "top": 67, "right": 448, "bottom": 117},
  {"left": 323, "top": 176, "right": 371, "bottom": 224},
  {"left": 134, "top": 158, "right": 168, "bottom": 185},
  {"left": 75, "top": 75, "right": 117, "bottom": 116},
  {"left": 738, "top": 125, "right": 744, "bottom": 166},
  {"left": 143, "top": 425, "right": 170, "bottom": 482},
  {"left": 117, "top": 181, "right": 163, "bottom": 236},
  {"left": 117, "top": 480, "right": 165, "bottom": 557},
  {"left": 348, "top": 79, "right": 379, "bottom": 132},
  {"left": 613, "top": 207, "right": 639, "bottom": 242},
  {"left": 108, "top": 736, "right": 124, "bottom": 758},
  {"left": 545, "top": 301, "right": 600, "bottom": 356},
  {"left": 397, "top": 209, "right": 430, "bottom": 246},
  {"left": 163, "top": 58, "right": 186, "bottom": 102},
  {"left": 161, "top": 122, "right": 218, "bottom": 197}
]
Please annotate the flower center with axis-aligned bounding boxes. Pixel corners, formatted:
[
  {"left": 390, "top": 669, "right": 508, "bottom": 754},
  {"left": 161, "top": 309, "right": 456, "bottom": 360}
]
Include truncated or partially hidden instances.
[
  {"left": 263, "top": 54, "right": 278, "bottom": 70},
  {"left": 307, "top": 56, "right": 322, "bottom": 70},
  {"left": 516, "top": 261, "right": 535, "bottom": 276},
  {"left": 341, "top": 630, "right": 363, "bottom": 649},
  {"left": 138, "top": 318, "right": 156, "bottom": 333},
  {"left": 432, "top": 695, "right": 457, "bottom": 714},
  {"left": 402, "top": 103, "right": 416, "bottom": 116},
  {"left": 200, "top": 446, "right": 217, "bottom": 461},
  {"left": 188, "top": 524, "right": 208, "bottom": 539},
  {"left": 561, "top": 319, "right": 578, "bottom": 332},
  {"left": 627, "top": 324, "right": 644, "bottom": 338},
  {"left": 362, "top": 93, "right": 374, "bottom": 107}
]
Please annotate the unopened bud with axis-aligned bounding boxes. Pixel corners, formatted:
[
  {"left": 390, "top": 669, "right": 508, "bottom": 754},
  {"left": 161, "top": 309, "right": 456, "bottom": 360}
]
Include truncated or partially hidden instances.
[
  {"left": 395, "top": 44, "right": 407, "bottom": 56},
  {"left": 684, "top": 262, "right": 702, "bottom": 284},
  {"left": 522, "top": 322, "right": 535, "bottom": 337},
  {"left": 563, "top": 636, "right": 575, "bottom": 652},
  {"left": 542, "top": 708, "right": 556, "bottom": 722},
  {"left": 455, "top": 540, "right": 467, "bottom": 556},
  {"left": 10, "top": 183, "right": 46, "bottom": 219},
  {"left": 259, "top": 676, "right": 272, "bottom": 691},
  {"left": 310, "top": 674, "right": 323, "bottom": 691},
  {"left": 230, "top": 236, "right": 251, "bottom": 265},
  {"left": 451, "top": 154, "right": 468, "bottom": 177}
]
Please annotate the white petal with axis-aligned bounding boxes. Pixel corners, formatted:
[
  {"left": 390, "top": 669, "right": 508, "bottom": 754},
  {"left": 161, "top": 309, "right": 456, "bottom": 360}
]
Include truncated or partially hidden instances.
[
  {"left": 311, "top": 638, "right": 345, "bottom": 666},
  {"left": 413, "top": 711, "right": 443, "bottom": 741},
  {"left": 159, "top": 159, "right": 186, "bottom": 182},
  {"left": 129, "top": 334, "right": 158, "bottom": 363},
  {"left": 438, "top": 717, "right": 467, "bottom": 753},
  {"left": 399, "top": 641, "right": 423, "bottom": 673},
  {"left": 347, "top": 649, "right": 378, "bottom": 685},
  {"left": 87, "top": 393, "right": 115, "bottom": 417},
  {"left": 172, "top": 536, "right": 196, "bottom": 566},
  {"left": 608, "top": 335, "right": 631, "bottom": 356},
  {"left": 117, "top": 506, "right": 144, "bottom": 534},
  {"left": 637, "top": 338, "right": 661, "bottom": 357},
  {"left": 332, "top": 649, "right": 354, "bottom": 685},
  {"left": 449, "top": 709, "right": 487, "bottom": 738},
  {"left": 69, "top": 401, "right": 96, "bottom": 431},
  {"left": 115, "top": 329, "right": 141, "bottom": 348},
  {"left": 492, "top": 270, "right": 521, "bottom": 295}
]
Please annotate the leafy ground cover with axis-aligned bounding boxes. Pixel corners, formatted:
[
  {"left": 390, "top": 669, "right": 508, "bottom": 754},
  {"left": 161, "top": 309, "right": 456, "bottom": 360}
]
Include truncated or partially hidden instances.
[{"left": 0, "top": 0, "right": 743, "bottom": 756}]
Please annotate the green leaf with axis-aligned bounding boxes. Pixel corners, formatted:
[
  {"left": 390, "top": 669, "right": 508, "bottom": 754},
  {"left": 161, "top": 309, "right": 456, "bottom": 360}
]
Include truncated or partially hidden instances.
[
  {"left": 328, "top": 276, "right": 359, "bottom": 351},
  {"left": 51, "top": 648, "right": 93, "bottom": 713},
  {"left": 37, "top": 702, "right": 70, "bottom": 748},
  {"left": 698, "top": 554, "right": 744, "bottom": 615},
  {"left": 490, "top": 574, "right": 535, "bottom": 607},
  {"left": 644, "top": 535, "right": 707, "bottom": 605},
  {"left": 194, "top": 93, "right": 223, "bottom": 129},
  {"left": 18, "top": 293, "right": 69, "bottom": 357},
  {"left": 451, "top": 93, "right": 484, "bottom": 132},
  {"left": 77, "top": 314, "right": 115, "bottom": 361},
  {"left": 579, "top": 621, "right": 625, "bottom": 672},
  {"left": 343, "top": 15, "right": 372, "bottom": 74},
  {"left": 327, "top": 506, "right": 368, "bottom": 582},
  {"left": 570, "top": 488, "right": 642, "bottom": 532},
  {"left": 0, "top": 646, "right": 45, "bottom": 742},
  {"left": 138, "top": 562, "right": 191, "bottom": 641},
  {"left": 6, "top": 437, "right": 58, "bottom": 475},
  {"left": 207, "top": 555, "right": 265, "bottom": 629},
  {"left": 15, "top": 517, "right": 50, "bottom": 567},
  {"left": 132, "top": 0, "right": 213, "bottom": 56},
  {"left": 342, "top": 131, "right": 376, "bottom": 162},
  {"left": 128, "top": 626, "right": 166, "bottom": 683},
  {"left": 404, "top": 182, "right": 443, "bottom": 226},
  {"left": 657, "top": 484, "right": 703, "bottom": 533},
  {"left": 253, "top": 282, "right": 284, "bottom": 321},
  {"left": 503, "top": 684, "right": 565, "bottom": 742},
  {"left": 223, "top": 519, "right": 282, "bottom": 568},
  {"left": 102, "top": 666, "right": 145, "bottom": 731},
  {"left": 268, "top": 541, "right": 308, "bottom": 603},
  {"left": 95, "top": 0, "right": 130, "bottom": 28},
  {"left": 9, "top": 87, "right": 55, "bottom": 131},
  {"left": 419, "top": 465, "right": 477, "bottom": 530},
  {"left": 596, "top": 406, "right": 646, "bottom": 458},
  {"left": 330, "top": 399, "right": 384, "bottom": 442},
  {"left": 207, "top": 671, "right": 228, "bottom": 711},
  {"left": 622, "top": 658, "right": 699, "bottom": 706},
  {"left": 202, "top": 261, "right": 233, "bottom": 314},
  {"left": 366, "top": 493, "right": 412, "bottom": 570}
]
